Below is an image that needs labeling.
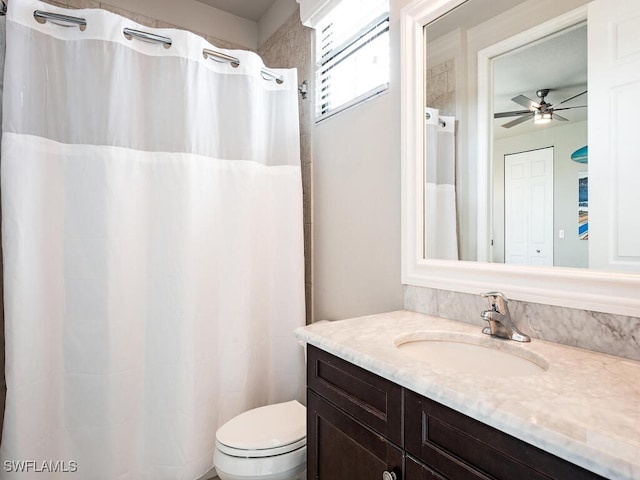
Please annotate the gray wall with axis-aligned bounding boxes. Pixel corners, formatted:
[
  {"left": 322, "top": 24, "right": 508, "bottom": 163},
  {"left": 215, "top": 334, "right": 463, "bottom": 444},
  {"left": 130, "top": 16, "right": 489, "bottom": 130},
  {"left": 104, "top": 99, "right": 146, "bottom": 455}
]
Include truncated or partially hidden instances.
[{"left": 310, "top": 0, "right": 409, "bottom": 321}]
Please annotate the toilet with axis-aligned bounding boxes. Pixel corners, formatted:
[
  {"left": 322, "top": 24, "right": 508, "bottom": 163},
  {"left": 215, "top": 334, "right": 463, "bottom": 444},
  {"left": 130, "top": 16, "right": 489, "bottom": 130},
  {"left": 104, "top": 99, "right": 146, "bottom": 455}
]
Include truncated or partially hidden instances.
[{"left": 213, "top": 400, "right": 306, "bottom": 480}]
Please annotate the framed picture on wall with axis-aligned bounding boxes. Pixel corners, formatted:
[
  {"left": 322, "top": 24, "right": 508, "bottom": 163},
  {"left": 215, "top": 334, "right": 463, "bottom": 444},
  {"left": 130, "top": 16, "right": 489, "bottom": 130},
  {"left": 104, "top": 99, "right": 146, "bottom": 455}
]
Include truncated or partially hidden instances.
[{"left": 578, "top": 172, "right": 588, "bottom": 240}]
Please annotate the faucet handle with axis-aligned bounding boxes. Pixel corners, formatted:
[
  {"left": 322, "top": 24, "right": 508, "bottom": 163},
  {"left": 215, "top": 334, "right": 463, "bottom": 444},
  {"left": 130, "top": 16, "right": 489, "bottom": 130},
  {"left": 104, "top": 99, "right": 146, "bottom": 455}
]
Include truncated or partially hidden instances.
[{"left": 481, "top": 291, "right": 508, "bottom": 312}]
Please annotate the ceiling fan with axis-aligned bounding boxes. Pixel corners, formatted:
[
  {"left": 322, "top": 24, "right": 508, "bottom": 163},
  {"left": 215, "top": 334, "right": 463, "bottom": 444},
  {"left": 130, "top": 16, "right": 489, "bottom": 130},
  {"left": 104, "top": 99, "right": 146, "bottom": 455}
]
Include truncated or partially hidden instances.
[{"left": 494, "top": 88, "right": 587, "bottom": 128}]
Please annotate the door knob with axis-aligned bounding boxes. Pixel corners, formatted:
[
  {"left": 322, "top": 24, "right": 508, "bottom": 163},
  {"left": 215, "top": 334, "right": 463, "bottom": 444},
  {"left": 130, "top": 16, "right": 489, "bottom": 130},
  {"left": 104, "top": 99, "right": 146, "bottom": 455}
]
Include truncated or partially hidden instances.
[
  {"left": 382, "top": 471, "right": 397, "bottom": 480},
  {"left": 536, "top": 249, "right": 541, "bottom": 253}
]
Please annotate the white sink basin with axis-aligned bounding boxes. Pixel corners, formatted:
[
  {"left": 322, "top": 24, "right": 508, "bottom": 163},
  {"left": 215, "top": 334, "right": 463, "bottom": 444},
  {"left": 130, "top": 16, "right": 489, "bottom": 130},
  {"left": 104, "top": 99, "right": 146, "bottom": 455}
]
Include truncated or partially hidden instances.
[{"left": 394, "top": 331, "right": 548, "bottom": 377}]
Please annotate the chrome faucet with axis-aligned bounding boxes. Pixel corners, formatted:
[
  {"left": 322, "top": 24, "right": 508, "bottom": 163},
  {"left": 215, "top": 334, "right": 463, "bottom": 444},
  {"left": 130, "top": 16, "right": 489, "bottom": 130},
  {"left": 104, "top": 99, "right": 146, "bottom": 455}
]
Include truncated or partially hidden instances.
[{"left": 480, "top": 292, "right": 530, "bottom": 342}]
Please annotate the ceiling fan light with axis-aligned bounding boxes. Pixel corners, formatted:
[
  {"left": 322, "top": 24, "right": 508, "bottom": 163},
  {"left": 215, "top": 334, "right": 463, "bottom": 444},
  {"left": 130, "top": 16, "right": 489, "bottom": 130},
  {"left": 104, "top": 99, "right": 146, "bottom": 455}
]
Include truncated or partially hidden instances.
[{"left": 533, "top": 111, "right": 552, "bottom": 124}]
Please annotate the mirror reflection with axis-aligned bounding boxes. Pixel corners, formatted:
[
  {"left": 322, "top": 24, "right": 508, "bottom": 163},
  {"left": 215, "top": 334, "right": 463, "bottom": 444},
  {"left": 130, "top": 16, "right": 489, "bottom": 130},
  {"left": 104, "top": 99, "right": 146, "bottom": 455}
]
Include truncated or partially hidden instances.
[
  {"left": 492, "top": 24, "right": 587, "bottom": 267},
  {"left": 424, "top": 0, "right": 593, "bottom": 267}
]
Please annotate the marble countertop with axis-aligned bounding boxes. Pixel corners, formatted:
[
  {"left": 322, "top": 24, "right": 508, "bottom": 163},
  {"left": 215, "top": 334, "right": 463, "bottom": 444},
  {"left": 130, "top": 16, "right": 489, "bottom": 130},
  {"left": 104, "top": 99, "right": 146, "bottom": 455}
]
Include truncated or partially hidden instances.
[{"left": 295, "top": 310, "right": 640, "bottom": 480}]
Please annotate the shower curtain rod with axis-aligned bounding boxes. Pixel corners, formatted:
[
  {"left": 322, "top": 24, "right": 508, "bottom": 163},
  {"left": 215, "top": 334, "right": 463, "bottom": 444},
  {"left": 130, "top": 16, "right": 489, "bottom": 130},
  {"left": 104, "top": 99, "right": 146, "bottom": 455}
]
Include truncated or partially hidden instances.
[
  {"left": 201, "top": 48, "right": 284, "bottom": 84},
  {"left": 12, "top": 7, "right": 287, "bottom": 84}
]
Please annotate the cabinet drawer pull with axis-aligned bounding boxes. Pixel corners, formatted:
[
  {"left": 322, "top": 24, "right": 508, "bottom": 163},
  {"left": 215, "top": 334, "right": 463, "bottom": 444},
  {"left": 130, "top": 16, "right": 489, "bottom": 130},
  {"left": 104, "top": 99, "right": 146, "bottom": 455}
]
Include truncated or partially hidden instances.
[{"left": 382, "top": 471, "right": 397, "bottom": 480}]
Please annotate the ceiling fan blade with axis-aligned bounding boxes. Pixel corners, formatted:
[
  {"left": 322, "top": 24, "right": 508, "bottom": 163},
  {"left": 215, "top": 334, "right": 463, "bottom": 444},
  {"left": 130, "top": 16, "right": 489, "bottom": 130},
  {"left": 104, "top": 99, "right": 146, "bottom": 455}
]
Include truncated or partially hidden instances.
[
  {"left": 552, "top": 105, "right": 587, "bottom": 112},
  {"left": 494, "top": 110, "right": 531, "bottom": 119},
  {"left": 511, "top": 94, "right": 540, "bottom": 110},
  {"left": 502, "top": 113, "right": 534, "bottom": 128},
  {"left": 553, "top": 113, "right": 569, "bottom": 121},
  {"left": 551, "top": 90, "right": 587, "bottom": 109}
]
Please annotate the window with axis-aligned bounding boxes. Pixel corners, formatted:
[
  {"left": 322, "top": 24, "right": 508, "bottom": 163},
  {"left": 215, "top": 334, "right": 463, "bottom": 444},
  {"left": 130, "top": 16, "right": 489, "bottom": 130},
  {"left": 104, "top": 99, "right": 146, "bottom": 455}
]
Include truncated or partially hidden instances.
[{"left": 315, "top": 0, "right": 390, "bottom": 121}]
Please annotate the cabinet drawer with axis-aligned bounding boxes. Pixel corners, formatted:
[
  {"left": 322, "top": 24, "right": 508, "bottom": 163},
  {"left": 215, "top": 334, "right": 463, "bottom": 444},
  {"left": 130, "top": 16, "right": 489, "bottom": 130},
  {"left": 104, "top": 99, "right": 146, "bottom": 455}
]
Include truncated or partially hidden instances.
[
  {"left": 307, "top": 344, "right": 403, "bottom": 446},
  {"left": 405, "top": 390, "right": 604, "bottom": 480}
]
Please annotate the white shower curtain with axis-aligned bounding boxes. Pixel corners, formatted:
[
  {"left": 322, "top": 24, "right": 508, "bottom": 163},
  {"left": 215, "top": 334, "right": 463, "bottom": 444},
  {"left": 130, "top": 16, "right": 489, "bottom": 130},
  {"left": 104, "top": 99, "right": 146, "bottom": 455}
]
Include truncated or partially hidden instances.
[
  {"left": 424, "top": 107, "right": 458, "bottom": 260},
  {"left": 0, "top": 1, "right": 305, "bottom": 479}
]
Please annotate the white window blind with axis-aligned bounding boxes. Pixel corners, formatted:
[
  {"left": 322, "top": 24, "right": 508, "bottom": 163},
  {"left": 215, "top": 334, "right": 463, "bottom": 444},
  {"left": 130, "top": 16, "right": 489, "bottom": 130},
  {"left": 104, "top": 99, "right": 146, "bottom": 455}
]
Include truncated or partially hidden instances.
[{"left": 315, "top": 0, "right": 390, "bottom": 121}]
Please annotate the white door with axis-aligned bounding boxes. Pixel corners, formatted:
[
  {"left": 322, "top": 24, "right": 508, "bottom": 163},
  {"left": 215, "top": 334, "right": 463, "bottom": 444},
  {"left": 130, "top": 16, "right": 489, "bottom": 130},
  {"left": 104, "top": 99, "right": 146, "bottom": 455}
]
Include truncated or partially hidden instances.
[
  {"left": 505, "top": 148, "right": 554, "bottom": 265},
  {"left": 589, "top": 0, "right": 640, "bottom": 271}
]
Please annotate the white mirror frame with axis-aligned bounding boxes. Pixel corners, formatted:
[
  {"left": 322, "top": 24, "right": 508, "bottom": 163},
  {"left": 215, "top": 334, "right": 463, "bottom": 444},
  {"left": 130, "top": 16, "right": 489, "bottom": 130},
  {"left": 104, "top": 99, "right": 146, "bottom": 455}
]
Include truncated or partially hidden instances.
[{"left": 400, "top": 0, "right": 640, "bottom": 317}]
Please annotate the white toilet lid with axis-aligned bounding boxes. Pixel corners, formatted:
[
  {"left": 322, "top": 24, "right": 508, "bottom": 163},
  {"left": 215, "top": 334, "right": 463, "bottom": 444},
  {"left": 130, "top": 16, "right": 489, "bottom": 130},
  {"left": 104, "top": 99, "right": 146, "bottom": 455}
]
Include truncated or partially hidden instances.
[{"left": 216, "top": 400, "right": 306, "bottom": 451}]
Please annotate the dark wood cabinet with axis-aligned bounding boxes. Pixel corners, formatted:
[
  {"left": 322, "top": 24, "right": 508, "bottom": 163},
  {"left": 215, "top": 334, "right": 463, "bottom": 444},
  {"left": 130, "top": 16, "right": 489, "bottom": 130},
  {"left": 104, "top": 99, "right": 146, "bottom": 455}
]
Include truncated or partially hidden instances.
[
  {"left": 405, "top": 456, "right": 448, "bottom": 480},
  {"left": 308, "top": 390, "right": 403, "bottom": 480},
  {"left": 306, "top": 344, "right": 403, "bottom": 480},
  {"left": 405, "top": 390, "right": 604, "bottom": 480},
  {"left": 307, "top": 343, "right": 403, "bottom": 445},
  {"left": 307, "top": 345, "right": 605, "bottom": 480}
]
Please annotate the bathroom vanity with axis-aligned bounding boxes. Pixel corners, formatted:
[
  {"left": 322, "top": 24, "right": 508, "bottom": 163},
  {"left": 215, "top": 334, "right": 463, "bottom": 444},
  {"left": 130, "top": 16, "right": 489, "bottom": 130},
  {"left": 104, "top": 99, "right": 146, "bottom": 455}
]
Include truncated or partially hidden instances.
[{"left": 295, "top": 311, "right": 640, "bottom": 480}]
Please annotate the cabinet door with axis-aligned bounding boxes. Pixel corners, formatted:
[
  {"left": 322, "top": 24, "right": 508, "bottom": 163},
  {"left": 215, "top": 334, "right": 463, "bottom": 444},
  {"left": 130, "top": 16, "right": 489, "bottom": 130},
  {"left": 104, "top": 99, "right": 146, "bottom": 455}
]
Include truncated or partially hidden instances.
[
  {"left": 308, "top": 390, "right": 403, "bottom": 480},
  {"left": 405, "top": 390, "right": 605, "bottom": 480}
]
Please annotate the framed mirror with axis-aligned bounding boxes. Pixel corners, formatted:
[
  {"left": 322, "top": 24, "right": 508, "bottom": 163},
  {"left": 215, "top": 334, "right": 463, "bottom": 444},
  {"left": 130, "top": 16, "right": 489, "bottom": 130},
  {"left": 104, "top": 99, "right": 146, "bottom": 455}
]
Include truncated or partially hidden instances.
[{"left": 400, "top": 0, "right": 640, "bottom": 316}]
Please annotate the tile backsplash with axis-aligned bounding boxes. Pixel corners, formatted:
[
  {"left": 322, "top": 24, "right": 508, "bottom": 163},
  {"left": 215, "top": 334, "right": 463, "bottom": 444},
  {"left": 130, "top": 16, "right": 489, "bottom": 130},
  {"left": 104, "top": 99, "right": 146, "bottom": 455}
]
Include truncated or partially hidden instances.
[{"left": 405, "top": 285, "right": 640, "bottom": 362}]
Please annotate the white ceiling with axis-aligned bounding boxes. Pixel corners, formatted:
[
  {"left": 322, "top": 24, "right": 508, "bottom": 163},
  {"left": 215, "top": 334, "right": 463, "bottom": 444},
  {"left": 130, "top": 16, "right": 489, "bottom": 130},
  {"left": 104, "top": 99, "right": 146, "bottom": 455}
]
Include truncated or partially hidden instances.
[
  {"left": 493, "top": 24, "right": 588, "bottom": 139},
  {"left": 194, "top": 0, "right": 279, "bottom": 22}
]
